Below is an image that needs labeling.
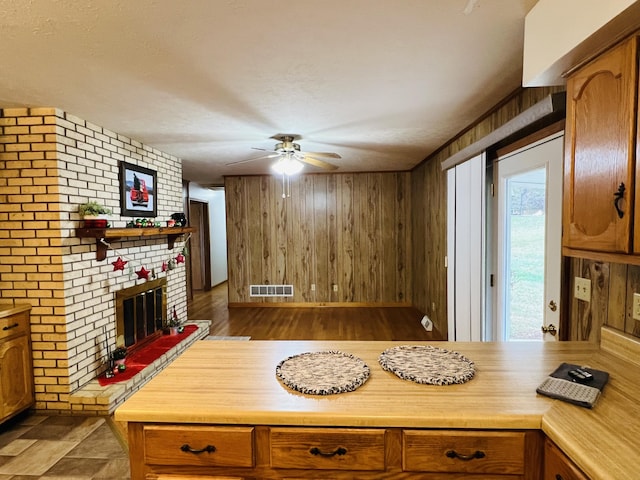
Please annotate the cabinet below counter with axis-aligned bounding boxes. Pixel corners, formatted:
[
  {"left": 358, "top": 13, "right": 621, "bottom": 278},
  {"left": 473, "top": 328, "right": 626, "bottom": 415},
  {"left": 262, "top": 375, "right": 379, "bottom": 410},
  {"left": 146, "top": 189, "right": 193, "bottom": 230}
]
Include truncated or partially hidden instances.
[
  {"left": 116, "top": 339, "right": 613, "bottom": 479},
  {"left": 0, "top": 304, "right": 33, "bottom": 425},
  {"left": 128, "top": 423, "right": 544, "bottom": 479},
  {"left": 116, "top": 332, "right": 640, "bottom": 479}
]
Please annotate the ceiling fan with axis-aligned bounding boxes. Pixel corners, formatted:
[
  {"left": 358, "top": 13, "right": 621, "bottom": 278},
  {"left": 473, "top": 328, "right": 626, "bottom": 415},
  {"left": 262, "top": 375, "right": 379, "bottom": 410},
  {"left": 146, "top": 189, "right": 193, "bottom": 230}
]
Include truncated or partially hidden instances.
[{"left": 227, "top": 134, "right": 341, "bottom": 174}]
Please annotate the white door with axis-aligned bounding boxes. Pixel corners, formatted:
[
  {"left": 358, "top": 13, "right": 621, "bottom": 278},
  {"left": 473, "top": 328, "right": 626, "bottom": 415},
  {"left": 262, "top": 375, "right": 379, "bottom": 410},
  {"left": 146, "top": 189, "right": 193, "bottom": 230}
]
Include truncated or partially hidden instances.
[{"left": 495, "top": 133, "right": 563, "bottom": 341}]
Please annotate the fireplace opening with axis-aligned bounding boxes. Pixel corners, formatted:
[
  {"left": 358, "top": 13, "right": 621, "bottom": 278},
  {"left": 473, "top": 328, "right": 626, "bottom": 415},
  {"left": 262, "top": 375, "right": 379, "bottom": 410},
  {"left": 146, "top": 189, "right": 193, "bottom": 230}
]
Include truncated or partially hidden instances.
[{"left": 115, "top": 278, "right": 167, "bottom": 354}]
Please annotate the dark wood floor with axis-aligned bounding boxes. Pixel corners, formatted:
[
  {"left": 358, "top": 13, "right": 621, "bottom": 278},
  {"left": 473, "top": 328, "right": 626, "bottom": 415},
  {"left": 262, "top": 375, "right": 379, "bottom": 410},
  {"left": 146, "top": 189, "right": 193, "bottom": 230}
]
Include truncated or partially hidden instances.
[{"left": 187, "top": 283, "right": 442, "bottom": 341}]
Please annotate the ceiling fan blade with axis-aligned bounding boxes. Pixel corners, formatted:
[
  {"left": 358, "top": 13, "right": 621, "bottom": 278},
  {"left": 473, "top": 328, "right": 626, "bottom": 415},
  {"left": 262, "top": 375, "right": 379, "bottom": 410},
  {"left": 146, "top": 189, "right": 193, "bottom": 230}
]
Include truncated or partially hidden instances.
[
  {"left": 298, "top": 155, "right": 339, "bottom": 171},
  {"left": 251, "top": 147, "right": 271, "bottom": 152},
  {"left": 301, "top": 151, "right": 342, "bottom": 159},
  {"left": 225, "top": 153, "right": 280, "bottom": 166}
]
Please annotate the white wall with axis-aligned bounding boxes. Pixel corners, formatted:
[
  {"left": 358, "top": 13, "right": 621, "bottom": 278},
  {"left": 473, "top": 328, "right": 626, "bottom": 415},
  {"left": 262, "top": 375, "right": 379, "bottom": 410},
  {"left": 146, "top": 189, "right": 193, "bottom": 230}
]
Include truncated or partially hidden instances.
[
  {"left": 188, "top": 183, "right": 228, "bottom": 287},
  {"left": 523, "top": 0, "right": 640, "bottom": 86}
]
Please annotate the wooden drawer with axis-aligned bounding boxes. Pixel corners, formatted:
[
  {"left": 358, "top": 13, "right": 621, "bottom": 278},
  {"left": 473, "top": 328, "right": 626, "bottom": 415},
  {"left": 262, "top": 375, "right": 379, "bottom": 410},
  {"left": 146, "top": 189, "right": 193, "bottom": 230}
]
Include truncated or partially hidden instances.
[
  {"left": 143, "top": 425, "right": 254, "bottom": 468},
  {"left": 403, "top": 430, "right": 525, "bottom": 474},
  {"left": 544, "top": 438, "right": 589, "bottom": 480},
  {"left": 269, "top": 427, "right": 386, "bottom": 471},
  {"left": 0, "top": 311, "right": 29, "bottom": 341}
]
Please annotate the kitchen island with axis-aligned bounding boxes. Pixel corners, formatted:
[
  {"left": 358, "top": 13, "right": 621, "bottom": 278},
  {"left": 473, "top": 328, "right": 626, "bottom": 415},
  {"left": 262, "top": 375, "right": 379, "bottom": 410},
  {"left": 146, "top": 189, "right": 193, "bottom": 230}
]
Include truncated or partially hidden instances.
[{"left": 115, "top": 331, "right": 640, "bottom": 479}]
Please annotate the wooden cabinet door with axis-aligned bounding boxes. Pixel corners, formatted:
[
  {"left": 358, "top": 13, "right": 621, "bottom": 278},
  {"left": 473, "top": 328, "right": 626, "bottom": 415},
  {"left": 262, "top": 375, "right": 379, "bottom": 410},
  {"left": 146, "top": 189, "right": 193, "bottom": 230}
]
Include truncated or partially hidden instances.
[
  {"left": 563, "top": 36, "right": 638, "bottom": 253},
  {"left": 0, "top": 335, "right": 34, "bottom": 423},
  {"left": 544, "top": 438, "right": 588, "bottom": 480}
]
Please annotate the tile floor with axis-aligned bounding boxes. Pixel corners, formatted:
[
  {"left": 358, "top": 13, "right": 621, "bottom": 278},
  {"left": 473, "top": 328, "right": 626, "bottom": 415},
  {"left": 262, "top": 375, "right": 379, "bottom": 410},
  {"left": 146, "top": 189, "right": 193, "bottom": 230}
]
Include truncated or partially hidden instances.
[{"left": 0, "top": 413, "right": 130, "bottom": 479}]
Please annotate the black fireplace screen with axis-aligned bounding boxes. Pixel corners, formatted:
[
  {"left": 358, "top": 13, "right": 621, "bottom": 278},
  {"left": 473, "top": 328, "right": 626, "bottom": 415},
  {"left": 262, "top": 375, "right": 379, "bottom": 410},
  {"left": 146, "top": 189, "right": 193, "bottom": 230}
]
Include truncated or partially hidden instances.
[{"left": 116, "top": 278, "right": 166, "bottom": 348}]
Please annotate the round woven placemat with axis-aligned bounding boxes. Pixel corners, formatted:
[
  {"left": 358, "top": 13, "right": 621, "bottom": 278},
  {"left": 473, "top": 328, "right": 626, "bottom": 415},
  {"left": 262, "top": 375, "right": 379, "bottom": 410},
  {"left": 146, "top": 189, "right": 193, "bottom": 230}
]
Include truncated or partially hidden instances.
[
  {"left": 378, "top": 345, "right": 475, "bottom": 385},
  {"left": 275, "top": 351, "right": 370, "bottom": 395}
]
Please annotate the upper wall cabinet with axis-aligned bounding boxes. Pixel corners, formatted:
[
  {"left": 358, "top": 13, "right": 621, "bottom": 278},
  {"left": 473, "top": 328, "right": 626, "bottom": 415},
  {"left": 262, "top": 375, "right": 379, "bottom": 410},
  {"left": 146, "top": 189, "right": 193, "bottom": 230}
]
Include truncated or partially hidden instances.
[{"left": 563, "top": 35, "right": 638, "bottom": 254}]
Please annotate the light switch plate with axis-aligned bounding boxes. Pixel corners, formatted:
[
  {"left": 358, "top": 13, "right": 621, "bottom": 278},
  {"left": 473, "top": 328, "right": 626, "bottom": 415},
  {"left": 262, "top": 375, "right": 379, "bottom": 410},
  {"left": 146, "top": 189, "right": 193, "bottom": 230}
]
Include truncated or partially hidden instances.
[
  {"left": 633, "top": 293, "right": 640, "bottom": 321},
  {"left": 574, "top": 277, "right": 591, "bottom": 302}
]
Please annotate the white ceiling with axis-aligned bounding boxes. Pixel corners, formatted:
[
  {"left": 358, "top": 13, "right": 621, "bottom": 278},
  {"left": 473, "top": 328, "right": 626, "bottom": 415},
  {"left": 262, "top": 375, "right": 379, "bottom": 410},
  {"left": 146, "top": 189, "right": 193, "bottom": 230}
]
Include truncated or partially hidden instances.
[{"left": 0, "top": 0, "right": 538, "bottom": 186}]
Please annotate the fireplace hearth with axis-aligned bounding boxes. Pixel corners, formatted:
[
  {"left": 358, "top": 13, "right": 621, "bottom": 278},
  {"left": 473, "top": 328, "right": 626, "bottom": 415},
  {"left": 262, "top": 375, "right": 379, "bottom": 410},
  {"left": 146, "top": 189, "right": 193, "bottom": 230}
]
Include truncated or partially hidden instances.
[{"left": 70, "top": 319, "right": 211, "bottom": 414}]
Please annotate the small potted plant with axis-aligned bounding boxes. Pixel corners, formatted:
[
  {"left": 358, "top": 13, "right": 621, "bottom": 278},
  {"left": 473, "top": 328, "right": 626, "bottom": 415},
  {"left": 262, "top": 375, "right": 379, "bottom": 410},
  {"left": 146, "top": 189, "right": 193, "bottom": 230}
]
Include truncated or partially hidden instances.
[
  {"left": 166, "top": 306, "right": 182, "bottom": 335},
  {"left": 167, "top": 318, "right": 181, "bottom": 335},
  {"left": 79, "top": 201, "right": 111, "bottom": 228},
  {"left": 111, "top": 345, "right": 127, "bottom": 367}
]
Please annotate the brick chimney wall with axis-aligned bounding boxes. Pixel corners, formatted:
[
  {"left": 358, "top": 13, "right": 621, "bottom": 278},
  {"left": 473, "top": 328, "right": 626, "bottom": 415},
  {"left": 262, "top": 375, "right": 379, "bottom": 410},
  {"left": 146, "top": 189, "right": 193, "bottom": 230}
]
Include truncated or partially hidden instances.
[{"left": 0, "top": 107, "right": 188, "bottom": 413}]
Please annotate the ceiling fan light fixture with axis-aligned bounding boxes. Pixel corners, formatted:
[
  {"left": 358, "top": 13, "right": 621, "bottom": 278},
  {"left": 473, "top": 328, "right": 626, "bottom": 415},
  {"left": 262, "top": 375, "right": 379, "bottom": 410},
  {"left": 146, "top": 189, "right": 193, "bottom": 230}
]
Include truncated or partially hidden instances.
[
  {"left": 271, "top": 155, "right": 304, "bottom": 176},
  {"left": 274, "top": 140, "right": 301, "bottom": 153}
]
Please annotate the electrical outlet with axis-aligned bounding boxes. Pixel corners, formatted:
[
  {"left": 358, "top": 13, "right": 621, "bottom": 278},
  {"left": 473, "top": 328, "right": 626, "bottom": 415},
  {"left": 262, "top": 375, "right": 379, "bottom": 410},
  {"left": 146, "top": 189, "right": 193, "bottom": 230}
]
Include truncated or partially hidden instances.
[
  {"left": 311, "top": 284, "right": 315, "bottom": 291},
  {"left": 333, "top": 284, "right": 338, "bottom": 292},
  {"left": 633, "top": 293, "right": 640, "bottom": 321},
  {"left": 574, "top": 277, "right": 591, "bottom": 302}
]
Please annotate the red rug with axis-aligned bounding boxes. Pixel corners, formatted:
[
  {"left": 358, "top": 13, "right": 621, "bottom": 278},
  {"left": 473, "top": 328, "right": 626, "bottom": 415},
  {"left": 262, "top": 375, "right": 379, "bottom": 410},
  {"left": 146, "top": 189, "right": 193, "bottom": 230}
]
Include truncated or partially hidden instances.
[{"left": 98, "top": 324, "right": 198, "bottom": 386}]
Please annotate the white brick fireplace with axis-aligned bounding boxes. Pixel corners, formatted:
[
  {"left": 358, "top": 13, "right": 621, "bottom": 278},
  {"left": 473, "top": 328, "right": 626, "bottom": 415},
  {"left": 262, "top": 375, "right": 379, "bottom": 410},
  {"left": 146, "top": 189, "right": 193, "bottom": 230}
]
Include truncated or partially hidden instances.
[{"left": 0, "top": 107, "right": 198, "bottom": 413}]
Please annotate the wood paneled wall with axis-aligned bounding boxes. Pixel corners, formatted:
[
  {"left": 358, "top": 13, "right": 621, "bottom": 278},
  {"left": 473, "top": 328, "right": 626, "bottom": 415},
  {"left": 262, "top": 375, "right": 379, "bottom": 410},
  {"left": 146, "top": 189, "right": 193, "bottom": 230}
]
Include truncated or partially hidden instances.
[
  {"left": 410, "top": 86, "right": 565, "bottom": 337},
  {"left": 225, "top": 172, "right": 411, "bottom": 304},
  {"left": 566, "top": 258, "right": 640, "bottom": 342},
  {"left": 223, "top": 87, "right": 567, "bottom": 336}
]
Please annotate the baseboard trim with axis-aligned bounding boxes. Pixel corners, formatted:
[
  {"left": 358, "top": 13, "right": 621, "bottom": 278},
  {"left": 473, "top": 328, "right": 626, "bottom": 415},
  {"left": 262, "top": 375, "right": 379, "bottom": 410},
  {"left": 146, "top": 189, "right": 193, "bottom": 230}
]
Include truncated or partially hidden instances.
[{"left": 228, "top": 301, "right": 413, "bottom": 308}]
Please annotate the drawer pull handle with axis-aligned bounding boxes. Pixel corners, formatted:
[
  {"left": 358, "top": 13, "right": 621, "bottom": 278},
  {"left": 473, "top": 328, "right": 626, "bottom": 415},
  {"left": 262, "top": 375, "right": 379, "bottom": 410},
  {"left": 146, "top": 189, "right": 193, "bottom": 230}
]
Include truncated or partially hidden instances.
[
  {"left": 445, "top": 450, "right": 486, "bottom": 461},
  {"left": 309, "top": 446, "right": 347, "bottom": 457},
  {"left": 180, "top": 444, "right": 216, "bottom": 454},
  {"left": 2, "top": 323, "right": 19, "bottom": 331},
  {"left": 614, "top": 182, "right": 626, "bottom": 219}
]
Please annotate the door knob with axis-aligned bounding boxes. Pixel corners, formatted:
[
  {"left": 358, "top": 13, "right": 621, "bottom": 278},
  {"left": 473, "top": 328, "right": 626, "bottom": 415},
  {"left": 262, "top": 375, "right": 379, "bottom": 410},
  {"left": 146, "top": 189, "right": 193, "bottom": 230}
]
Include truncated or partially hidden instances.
[
  {"left": 548, "top": 300, "right": 557, "bottom": 312},
  {"left": 541, "top": 324, "right": 557, "bottom": 336}
]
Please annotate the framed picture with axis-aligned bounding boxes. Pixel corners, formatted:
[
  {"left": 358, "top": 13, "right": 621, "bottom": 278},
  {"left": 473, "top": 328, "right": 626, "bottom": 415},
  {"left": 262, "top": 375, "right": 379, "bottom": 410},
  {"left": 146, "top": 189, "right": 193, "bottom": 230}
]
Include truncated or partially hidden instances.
[{"left": 119, "top": 161, "right": 157, "bottom": 217}]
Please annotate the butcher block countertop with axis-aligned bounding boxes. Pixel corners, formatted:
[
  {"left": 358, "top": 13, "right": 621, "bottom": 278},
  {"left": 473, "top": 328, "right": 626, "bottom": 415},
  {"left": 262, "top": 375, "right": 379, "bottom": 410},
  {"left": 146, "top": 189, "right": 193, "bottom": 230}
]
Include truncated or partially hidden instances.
[
  {"left": 542, "top": 327, "right": 640, "bottom": 480},
  {"left": 115, "top": 330, "right": 640, "bottom": 479}
]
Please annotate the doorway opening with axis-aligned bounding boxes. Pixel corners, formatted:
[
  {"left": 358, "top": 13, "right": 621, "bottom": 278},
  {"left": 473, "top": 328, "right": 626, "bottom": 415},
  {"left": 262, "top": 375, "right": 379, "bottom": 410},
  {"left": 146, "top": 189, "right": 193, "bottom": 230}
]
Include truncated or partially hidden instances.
[
  {"left": 189, "top": 199, "right": 212, "bottom": 292},
  {"left": 446, "top": 131, "right": 564, "bottom": 342},
  {"left": 494, "top": 133, "right": 563, "bottom": 341}
]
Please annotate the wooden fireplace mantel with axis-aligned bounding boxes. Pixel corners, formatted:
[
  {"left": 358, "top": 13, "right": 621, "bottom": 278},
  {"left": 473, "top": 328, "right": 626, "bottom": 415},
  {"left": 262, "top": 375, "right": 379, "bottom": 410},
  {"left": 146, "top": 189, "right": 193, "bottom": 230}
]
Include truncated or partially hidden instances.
[{"left": 76, "top": 226, "right": 195, "bottom": 261}]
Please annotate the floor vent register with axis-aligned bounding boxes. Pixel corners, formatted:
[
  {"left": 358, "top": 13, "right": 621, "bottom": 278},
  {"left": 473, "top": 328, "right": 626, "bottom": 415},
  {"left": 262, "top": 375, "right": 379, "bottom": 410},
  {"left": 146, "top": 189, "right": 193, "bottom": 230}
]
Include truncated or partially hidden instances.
[{"left": 249, "top": 284, "right": 294, "bottom": 297}]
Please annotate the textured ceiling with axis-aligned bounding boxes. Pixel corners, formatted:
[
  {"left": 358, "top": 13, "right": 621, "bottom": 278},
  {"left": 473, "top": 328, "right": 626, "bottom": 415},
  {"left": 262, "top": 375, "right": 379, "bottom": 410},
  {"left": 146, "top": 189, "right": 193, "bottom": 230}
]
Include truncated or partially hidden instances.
[{"left": 0, "top": 0, "right": 538, "bottom": 185}]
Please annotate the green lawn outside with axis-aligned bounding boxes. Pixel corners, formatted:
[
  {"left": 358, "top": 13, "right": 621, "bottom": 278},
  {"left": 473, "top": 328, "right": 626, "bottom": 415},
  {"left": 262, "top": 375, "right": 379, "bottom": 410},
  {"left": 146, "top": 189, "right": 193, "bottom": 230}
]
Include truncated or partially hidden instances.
[{"left": 507, "top": 214, "right": 544, "bottom": 340}]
